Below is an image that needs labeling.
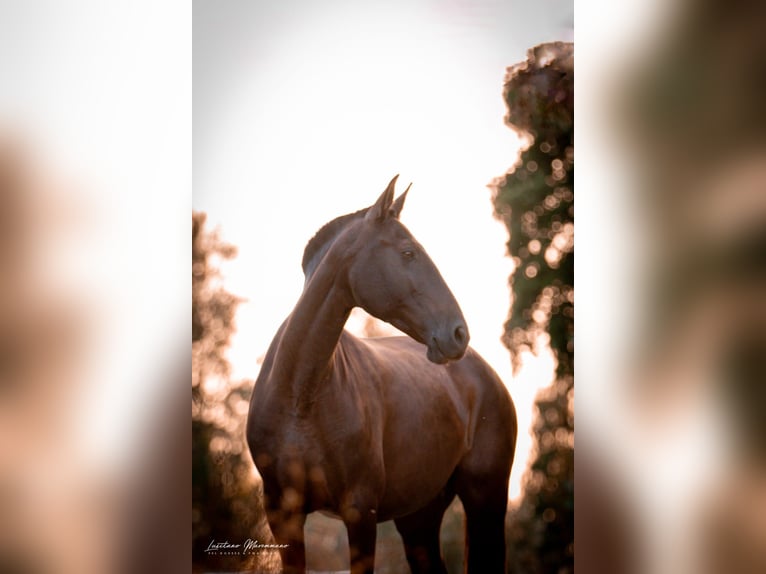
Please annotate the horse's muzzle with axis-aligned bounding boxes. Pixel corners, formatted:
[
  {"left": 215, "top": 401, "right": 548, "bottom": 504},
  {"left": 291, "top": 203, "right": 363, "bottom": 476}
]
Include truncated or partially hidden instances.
[{"left": 427, "top": 322, "right": 469, "bottom": 364}]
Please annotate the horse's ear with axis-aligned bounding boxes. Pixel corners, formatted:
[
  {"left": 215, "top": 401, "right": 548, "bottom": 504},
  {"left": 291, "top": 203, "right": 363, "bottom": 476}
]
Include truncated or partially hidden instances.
[
  {"left": 366, "top": 174, "right": 399, "bottom": 221},
  {"left": 390, "top": 182, "right": 411, "bottom": 219}
]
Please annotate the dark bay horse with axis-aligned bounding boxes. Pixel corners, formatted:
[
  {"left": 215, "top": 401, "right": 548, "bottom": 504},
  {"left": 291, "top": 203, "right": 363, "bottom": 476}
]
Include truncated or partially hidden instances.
[{"left": 247, "top": 176, "right": 517, "bottom": 574}]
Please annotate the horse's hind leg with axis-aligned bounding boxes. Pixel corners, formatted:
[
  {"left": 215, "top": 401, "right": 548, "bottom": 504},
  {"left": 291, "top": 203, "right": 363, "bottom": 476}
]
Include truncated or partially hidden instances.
[
  {"left": 455, "top": 416, "right": 515, "bottom": 572},
  {"left": 394, "top": 489, "right": 453, "bottom": 574},
  {"left": 455, "top": 365, "right": 516, "bottom": 573}
]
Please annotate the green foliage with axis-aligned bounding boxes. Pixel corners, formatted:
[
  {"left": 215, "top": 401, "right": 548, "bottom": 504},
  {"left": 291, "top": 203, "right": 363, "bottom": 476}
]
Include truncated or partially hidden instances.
[
  {"left": 506, "top": 377, "right": 574, "bottom": 574},
  {"left": 192, "top": 212, "right": 275, "bottom": 572},
  {"left": 492, "top": 42, "right": 574, "bottom": 377},
  {"left": 490, "top": 42, "right": 574, "bottom": 573}
]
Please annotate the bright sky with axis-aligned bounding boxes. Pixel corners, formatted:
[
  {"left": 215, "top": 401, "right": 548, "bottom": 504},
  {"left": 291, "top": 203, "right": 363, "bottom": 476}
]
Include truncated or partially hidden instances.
[{"left": 194, "top": 0, "right": 572, "bottom": 501}]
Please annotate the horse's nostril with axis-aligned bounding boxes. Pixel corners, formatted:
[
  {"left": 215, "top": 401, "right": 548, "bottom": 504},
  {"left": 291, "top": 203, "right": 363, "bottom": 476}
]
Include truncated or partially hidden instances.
[{"left": 454, "top": 325, "right": 467, "bottom": 345}]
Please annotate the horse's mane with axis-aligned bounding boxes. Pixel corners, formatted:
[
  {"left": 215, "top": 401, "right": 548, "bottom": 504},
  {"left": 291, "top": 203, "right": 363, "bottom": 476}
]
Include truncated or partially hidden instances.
[{"left": 301, "top": 207, "right": 368, "bottom": 279}]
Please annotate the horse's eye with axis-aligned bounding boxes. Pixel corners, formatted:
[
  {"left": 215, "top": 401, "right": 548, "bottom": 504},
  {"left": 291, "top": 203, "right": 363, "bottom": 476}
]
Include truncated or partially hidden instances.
[{"left": 402, "top": 249, "right": 415, "bottom": 260}]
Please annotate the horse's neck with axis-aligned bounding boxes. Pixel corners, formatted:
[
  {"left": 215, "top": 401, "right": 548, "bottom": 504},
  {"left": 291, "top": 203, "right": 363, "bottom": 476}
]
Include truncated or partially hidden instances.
[{"left": 272, "top": 263, "right": 353, "bottom": 410}]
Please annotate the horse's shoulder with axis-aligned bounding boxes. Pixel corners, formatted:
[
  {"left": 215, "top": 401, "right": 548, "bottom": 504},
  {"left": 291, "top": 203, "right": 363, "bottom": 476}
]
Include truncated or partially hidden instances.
[{"left": 338, "top": 333, "right": 420, "bottom": 363}]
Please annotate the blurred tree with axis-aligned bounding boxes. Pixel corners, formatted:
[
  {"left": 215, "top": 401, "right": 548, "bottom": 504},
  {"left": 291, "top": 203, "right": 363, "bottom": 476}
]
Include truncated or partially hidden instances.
[
  {"left": 192, "top": 212, "right": 238, "bottom": 391},
  {"left": 489, "top": 42, "right": 574, "bottom": 573},
  {"left": 192, "top": 212, "right": 275, "bottom": 573}
]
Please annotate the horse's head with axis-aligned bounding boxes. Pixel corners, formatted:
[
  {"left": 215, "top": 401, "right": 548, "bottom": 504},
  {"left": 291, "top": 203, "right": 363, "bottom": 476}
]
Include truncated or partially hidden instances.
[{"left": 347, "top": 175, "right": 469, "bottom": 364}]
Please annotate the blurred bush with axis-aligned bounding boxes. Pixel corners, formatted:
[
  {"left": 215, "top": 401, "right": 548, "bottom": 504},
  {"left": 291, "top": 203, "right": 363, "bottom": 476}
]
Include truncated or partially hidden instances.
[
  {"left": 489, "top": 42, "right": 574, "bottom": 574},
  {"left": 191, "top": 212, "right": 276, "bottom": 573}
]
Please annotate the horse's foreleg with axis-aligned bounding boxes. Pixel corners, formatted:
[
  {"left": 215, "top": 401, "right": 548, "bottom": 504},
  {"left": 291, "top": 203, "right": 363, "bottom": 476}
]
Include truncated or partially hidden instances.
[
  {"left": 264, "top": 487, "right": 307, "bottom": 574},
  {"left": 394, "top": 489, "right": 454, "bottom": 574},
  {"left": 268, "top": 510, "right": 306, "bottom": 574},
  {"left": 277, "top": 521, "right": 306, "bottom": 574},
  {"left": 343, "top": 504, "right": 377, "bottom": 574}
]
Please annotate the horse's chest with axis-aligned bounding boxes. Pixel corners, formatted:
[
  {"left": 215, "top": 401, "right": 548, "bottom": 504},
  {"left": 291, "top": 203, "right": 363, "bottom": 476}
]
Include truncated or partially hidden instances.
[
  {"left": 250, "top": 416, "right": 318, "bottom": 465},
  {"left": 251, "top": 409, "right": 363, "bottom": 468},
  {"left": 253, "top": 415, "right": 371, "bottom": 511}
]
